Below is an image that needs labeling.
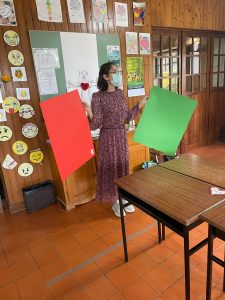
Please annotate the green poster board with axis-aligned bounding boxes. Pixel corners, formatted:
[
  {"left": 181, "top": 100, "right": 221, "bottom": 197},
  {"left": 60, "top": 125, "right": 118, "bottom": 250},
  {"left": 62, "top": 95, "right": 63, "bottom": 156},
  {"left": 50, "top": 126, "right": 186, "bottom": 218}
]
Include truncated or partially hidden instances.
[
  {"left": 133, "top": 87, "right": 198, "bottom": 155},
  {"left": 29, "top": 30, "right": 67, "bottom": 102}
]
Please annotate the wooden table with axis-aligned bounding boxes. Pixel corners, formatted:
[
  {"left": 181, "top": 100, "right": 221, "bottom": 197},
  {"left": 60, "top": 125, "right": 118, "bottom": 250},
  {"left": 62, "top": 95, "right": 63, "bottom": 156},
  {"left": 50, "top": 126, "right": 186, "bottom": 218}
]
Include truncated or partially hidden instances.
[
  {"left": 159, "top": 154, "right": 225, "bottom": 188},
  {"left": 115, "top": 166, "right": 225, "bottom": 300},
  {"left": 200, "top": 203, "right": 225, "bottom": 300}
]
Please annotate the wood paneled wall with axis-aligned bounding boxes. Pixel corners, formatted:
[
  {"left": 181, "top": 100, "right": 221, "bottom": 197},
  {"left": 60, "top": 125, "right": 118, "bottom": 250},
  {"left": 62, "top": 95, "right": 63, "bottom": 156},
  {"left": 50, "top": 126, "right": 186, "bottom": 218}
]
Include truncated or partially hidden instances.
[
  {"left": 151, "top": 0, "right": 225, "bottom": 31},
  {"left": 0, "top": 0, "right": 152, "bottom": 212}
]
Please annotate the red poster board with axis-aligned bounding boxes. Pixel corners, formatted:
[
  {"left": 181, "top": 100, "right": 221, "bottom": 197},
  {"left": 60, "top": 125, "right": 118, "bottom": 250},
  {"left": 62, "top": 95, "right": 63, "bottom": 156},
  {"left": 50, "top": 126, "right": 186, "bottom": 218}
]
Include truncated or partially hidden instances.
[{"left": 40, "top": 90, "right": 95, "bottom": 181}]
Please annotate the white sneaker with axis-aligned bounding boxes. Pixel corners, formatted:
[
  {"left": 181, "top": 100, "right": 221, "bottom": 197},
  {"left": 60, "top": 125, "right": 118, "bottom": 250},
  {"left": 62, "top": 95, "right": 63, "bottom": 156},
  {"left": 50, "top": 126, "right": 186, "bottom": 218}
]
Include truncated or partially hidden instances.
[
  {"left": 122, "top": 199, "right": 135, "bottom": 213},
  {"left": 112, "top": 200, "right": 126, "bottom": 218}
]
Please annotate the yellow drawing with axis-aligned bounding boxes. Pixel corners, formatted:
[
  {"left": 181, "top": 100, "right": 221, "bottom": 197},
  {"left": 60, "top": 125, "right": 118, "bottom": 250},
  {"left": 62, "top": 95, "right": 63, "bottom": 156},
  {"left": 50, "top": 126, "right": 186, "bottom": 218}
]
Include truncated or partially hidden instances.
[
  {"left": 12, "top": 141, "right": 28, "bottom": 155},
  {"left": 29, "top": 149, "right": 44, "bottom": 164},
  {"left": 8, "top": 50, "right": 24, "bottom": 66},
  {"left": 0, "top": 125, "right": 12, "bottom": 141},
  {"left": 22, "top": 123, "right": 38, "bottom": 138},
  {"left": 4, "top": 30, "right": 20, "bottom": 46},
  {"left": 18, "top": 163, "right": 33, "bottom": 177},
  {"left": 3, "top": 97, "right": 20, "bottom": 114}
]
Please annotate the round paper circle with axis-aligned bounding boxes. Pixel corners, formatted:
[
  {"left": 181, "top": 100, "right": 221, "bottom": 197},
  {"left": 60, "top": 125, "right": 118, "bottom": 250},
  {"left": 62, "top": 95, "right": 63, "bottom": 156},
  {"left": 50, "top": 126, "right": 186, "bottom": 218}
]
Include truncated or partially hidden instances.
[
  {"left": 19, "top": 105, "right": 35, "bottom": 119},
  {"left": 8, "top": 50, "right": 24, "bottom": 66},
  {"left": 4, "top": 30, "right": 20, "bottom": 46},
  {"left": 0, "top": 126, "right": 12, "bottom": 141},
  {"left": 22, "top": 123, "right": 38, "bottom": 139},
  {"left": 12, "top": 141, "right": 28, "bottom": 155},
  {"left": 18, "top": 163, "right": 33, "bottom": 177},
  {"left": 3, "top": 97, "right": 20, "bottom": 114},
  {"left": 30, "top": 149, "right": 44, "bottom": 164}
]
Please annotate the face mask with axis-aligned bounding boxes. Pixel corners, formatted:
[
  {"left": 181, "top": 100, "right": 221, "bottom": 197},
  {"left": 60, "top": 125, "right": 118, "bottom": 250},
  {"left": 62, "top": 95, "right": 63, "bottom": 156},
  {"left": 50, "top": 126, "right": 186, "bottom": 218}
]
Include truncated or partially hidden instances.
[{"left": 111, "top": 73, "right": 121, "bottom": 87}]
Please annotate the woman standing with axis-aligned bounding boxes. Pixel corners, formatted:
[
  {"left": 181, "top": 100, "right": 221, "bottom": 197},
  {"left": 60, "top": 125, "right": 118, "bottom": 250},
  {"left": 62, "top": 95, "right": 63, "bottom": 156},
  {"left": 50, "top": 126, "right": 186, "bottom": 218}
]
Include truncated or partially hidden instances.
[{"left": 83, "top": 63, "right": 148, "bottom": 217}]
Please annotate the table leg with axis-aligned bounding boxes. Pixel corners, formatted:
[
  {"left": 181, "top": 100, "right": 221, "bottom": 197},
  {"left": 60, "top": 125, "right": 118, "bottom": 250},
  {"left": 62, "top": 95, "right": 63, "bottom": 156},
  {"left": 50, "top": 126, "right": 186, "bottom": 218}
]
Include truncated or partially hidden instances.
[
  {"left": 157, "top": 222, "right": 162, "bottom": 244},
  {"left": 119, "top": 195, "right": 128, "bottom": 262},
  {"left": 162, "top": 224, "right": 166, "bottom": 241},
  {"left": 184, "top": 230, "right": 190, "bottom": 300},
  {"left": 206, "top": 225, "right": 213, "bottom": 300}
]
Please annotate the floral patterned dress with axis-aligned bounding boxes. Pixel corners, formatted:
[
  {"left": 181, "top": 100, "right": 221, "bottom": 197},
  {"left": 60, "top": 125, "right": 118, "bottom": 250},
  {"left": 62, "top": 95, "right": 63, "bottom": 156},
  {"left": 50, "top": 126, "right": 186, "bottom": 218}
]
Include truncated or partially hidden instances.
[{"left": 89, "top": 89, "right": 140, "bottom": 203}]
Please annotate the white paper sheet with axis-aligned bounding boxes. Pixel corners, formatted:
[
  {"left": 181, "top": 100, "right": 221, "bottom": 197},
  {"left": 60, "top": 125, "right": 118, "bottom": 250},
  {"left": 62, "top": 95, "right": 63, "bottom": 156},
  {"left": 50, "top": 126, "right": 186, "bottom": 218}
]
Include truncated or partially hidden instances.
[
  {"left": 11, "top": 67, "right": 27, "bottom": 82},
  {"left": 37, "top": 69, "right": 58, "bottom": 95},
  {"left": 115, "top": 2, "right": 128, "bottom": 27},
  {"left": 0, "top": 109, "right": 7, "bottom": 122},
  {"left": 67, "top": 0, "right": 85, "bottom": 23},
  {"left": 32, "top": 48, "right": 60, "bottom": 69},
  {"left": 0, "top": 90, "right": 2, "bottom": 103},
  {"left": 16, "top": 88, "right": 30, "bottom": 100},
  {"left": 35, "top": 0, "right": 62, "bottom": 22}
]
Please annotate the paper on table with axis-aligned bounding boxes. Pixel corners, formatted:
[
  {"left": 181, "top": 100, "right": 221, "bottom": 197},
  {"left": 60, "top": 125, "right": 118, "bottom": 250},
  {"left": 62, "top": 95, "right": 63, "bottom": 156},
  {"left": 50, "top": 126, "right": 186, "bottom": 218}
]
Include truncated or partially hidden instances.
[{"left": 134, "top": 86, "right": 197, "bottom": 155}]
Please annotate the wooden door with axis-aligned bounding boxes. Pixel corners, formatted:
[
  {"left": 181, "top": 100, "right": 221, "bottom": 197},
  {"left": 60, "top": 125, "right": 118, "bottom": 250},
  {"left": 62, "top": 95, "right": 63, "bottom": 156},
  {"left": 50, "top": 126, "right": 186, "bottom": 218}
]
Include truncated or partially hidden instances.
[{"left": 180, "top": 32, "right": 210, "bottom": 152}]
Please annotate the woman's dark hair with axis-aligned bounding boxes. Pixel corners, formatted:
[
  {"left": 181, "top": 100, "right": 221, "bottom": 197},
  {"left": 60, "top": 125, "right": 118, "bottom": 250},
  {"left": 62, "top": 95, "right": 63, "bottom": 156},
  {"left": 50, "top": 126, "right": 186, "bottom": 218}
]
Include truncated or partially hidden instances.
[{"left": 97, "top": 62, "right": 115, "bottom": 91}]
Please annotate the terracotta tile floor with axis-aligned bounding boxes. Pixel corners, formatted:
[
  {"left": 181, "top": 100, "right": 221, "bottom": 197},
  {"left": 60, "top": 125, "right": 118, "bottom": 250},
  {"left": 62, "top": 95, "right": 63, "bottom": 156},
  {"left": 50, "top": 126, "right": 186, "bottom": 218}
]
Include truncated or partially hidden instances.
[{"left": 0, "top": 143, "right": 225, "bottom": 299}]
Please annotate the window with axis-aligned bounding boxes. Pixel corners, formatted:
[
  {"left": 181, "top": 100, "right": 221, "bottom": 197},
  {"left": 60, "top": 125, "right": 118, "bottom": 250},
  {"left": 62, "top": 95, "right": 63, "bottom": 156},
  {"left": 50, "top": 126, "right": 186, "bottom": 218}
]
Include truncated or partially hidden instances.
[
  {"left": 184, "top": 36, "right": 207, "bottom": 93},
  {"left": 152, "top": 33, "right": 180, "bottom": 93},
  {"left": 212, "top": 37, "right": 225, "bottom": 88}
]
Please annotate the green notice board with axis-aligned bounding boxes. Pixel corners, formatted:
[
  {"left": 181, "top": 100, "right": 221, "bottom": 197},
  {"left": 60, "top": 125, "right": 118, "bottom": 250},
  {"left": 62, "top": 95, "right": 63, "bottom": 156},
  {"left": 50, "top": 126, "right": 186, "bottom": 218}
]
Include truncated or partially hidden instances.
[
  {"left": 29, "top": 30, "right": 67, "bottom": 102},
  {"left": 96, "top": 34, "right": 120, "bottom": 67},
  {"left": 133, "top": 87, "right": 198, "bottom": 155}
]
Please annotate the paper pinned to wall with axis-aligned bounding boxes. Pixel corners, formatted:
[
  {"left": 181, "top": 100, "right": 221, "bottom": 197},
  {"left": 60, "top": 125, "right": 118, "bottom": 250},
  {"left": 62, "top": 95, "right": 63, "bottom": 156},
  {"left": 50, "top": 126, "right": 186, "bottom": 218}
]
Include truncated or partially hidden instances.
[
  {"left": 16, "top": 88, "right": 30, "bottom": 100},
  {"left": 133, "top": 2, "right": 145, "bottom": 26},
  {"left": 11, "top": 67, "right": 27, "bottom": 81},
  {"left": 2, "top": 154, "right": 17, "bottom": 170},
  {"left": 92, "top": 0, "right": 108, "bottom": 23},
  {"left": 0, "top": 90, "right": 2, "bottom": 103},
  {"left": 0, "top": 0, "right": 17, "bottom": 26},
  {"left": 35, "top": 0, "right": 62, "bottom": 22},
  {"left": 125, "top": 32, "right": 138, "bottom": 55},
  {"left": 67, "top": 0, "right": 85, "bottom": 23},
  {"left": 37, "top": 69, "right": 58, "bottom": 95},
  {"left": 115, "top": 2, "right": 128, "bottom": 27},
  {"left": 126, "top": 57, "right": 145, "bottom": 97},
  {"left": 0, "top": 109, "right": 7, "bottom": 122},
  {"left": 134, "top": 87, "right": 198, "bottom": 155},
  {"left": 139, "top": 33, "right": 151, "bottom": 55},
  {"left": 32, "top": 48, "right": 60, "bottom": 69}
]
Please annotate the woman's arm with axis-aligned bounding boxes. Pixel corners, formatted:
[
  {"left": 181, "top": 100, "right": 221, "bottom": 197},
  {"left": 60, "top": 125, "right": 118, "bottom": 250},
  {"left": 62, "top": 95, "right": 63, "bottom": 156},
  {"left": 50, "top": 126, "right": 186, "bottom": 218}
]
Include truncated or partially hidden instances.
[
  {"left": 82, "top": 93, "right": 103, "bottom": 130},
  {"left": 127, "top": 95, "right": 149, "bottom": 121}
]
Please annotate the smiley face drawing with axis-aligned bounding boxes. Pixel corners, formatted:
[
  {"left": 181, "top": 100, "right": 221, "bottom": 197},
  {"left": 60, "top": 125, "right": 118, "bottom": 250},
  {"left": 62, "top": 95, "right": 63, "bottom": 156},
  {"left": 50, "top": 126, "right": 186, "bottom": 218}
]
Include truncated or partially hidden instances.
[
  {"left": 19, "top": 105, "right": 35, "bottom": 119},
  {"left": 12, "top": 141, "right": 28, "bottom": 155},
  {"left": 3, "top": 97, "right": 20, "bottom": 114},
  {"left": 8, "top": 50, "right": 24, "bottom": 66},
  {"left": 22, "top": 123, "right": 38, "bottom": 138},
  {"left": 18, "top": 163, "right": 33, "bottom": 177},
  {"left": 29, "top": 149, "right": 44, "bottom": 164},
  {"left": 0, "top": 126, "right": 12, "bottom": 141},
  {"left": 4, "top": 30, "right": 20, "bottom": 47}
]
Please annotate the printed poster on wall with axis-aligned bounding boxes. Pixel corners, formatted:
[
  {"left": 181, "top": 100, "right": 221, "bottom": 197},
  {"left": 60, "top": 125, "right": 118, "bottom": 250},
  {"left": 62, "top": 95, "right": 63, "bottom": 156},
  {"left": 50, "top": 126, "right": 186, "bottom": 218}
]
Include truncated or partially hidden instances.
[
  {"left": 67, "top": 0, "right": 85, "bottom": 23},
  {"left": 139, "top": 33, "right": 151, "bottom": 55},
  {"left": 0, "top": 0, "right": 17, "bottom": 26},
  {"left": 125, "top": 32, "right": 138, "bottom": 55},
  {"left": 133, "top": 2, "right": 145, "bottom": 26},
  {"left": 92, "top": 0, "right": 108, "bottom": 23},
  {"left": 35, "top": 0, "right": 62, "bottom": 22},
  {"left": 126, "top": 57, "right": 145, "bottom": 97},
  {"left": 106, "top": 45, "right": 120, "bottom": 67},
  {"left": 115, "top": 2, "right": 128, "bottom": 27}
]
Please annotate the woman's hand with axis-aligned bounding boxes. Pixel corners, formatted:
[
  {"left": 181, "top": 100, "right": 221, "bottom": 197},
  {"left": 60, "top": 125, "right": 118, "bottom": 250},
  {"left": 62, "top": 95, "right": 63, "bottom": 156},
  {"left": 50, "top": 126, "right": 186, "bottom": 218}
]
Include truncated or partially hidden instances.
[
  {"left": 81, "top": 101, "right": 93, "bottom": 119},
  {"left": 138, "top": 95, "right": 149, "bottom": 109}
]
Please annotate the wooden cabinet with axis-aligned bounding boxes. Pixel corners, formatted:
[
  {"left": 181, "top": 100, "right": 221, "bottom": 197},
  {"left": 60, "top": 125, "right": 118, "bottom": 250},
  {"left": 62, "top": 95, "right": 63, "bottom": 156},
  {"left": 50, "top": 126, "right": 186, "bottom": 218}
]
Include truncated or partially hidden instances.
[{"left": 47, "top": 131, "right": 149, "bottom": 210}]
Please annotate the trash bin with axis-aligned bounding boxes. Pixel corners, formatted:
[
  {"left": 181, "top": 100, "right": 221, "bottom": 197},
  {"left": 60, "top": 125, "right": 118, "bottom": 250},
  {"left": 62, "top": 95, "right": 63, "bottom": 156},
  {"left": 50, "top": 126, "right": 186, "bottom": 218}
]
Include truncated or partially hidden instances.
[{"left": 22, "top": 180, "right": 56, "bottom": 213}]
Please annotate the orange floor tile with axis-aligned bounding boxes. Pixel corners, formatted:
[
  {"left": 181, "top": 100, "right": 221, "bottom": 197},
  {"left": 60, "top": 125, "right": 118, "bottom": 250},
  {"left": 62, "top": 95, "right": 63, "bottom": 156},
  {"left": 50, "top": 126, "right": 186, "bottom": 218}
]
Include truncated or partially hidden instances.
[{"left": 0, "top": 143, "right": 225, "bottom": 299}]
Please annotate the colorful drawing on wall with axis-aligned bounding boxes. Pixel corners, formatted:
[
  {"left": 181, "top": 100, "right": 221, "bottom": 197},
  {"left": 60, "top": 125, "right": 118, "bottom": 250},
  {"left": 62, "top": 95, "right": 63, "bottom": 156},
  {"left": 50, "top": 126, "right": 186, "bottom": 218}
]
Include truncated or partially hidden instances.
[
  {"left": 2, "top": 96, "right": 20, "bottom": 114},
  {"left": 19, "top": 104, "right": 35, "bottom": 119},
  {"left": 3, "top": 30, "right": 19, "bottom": 46},
  {"left": 29, "top": 149, "right": 44, "bottom": 164},
  {"left": 125, "top": 32, "right": 138, "bottom": 55},
  {"left": 35, "top": 0, "right": 62, "bottom": 22},
  {"left": 18, "top": 163, "right": 33, "bottom": 177},
  {"left": 12, "top": 141, "right": 28, "bottom": 155},
  {"left": 0, "top": 74, "right": 11, "bottom": 83},
  {"left": 0, "top": 0, "right": 17, "bottom": 26},
  {"left": 16, "top": 88, "right": 30, "bottom": 100},
  {"left": 0, "top": 125, "right": 12, "bottom": 141},
  {"left": 92, "top": 0, "right": 108, "bottom": 23},
  {"left": 11, "top": 67, "right": 27, "bottom": 81},
  {"left": 126, "top": 57, "right": 145, "bottom": 97},
  {"left": 0, "top": 109, "right": 7, "bottom": 122},
  {"left": 107, "top": 45, "right": 121, "bottom": 67},
  {"left": 8, "top": 50, "right": 24, "bottom": 66},
  {"left": 22, "top": 123, "right": 38, "bottom": 138},
  {"left": 133, "top": 2, "right": 145, "bottom": 26},
  {"left": 2, "top": 154, "right": 17, "bottom": 170},
  {"left": 115, "top": 2, "right": 128, "bottom": 27},
  {"left": 139, "top": 33, "right": 151, "bottom": 55},
  {"left": 67, "top": 0, "right": 85, "bottom": 23}
]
